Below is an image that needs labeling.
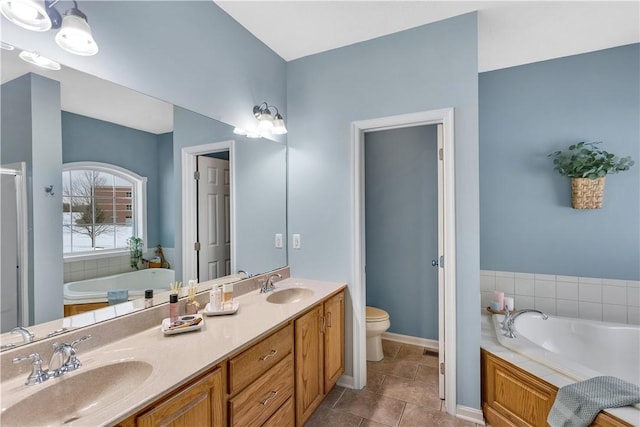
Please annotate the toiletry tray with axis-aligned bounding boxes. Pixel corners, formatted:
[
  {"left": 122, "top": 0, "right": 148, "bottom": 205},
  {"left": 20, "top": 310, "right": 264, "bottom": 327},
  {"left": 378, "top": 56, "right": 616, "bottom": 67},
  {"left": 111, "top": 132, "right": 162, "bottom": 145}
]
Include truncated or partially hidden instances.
[
  {"left": 162, "top": 314, "right": 204, "bottom": 335},
  {"left": 486, "top": 306, "right": 515, "bottom": 315},
  {"left": 204, "top": 301, "right": 239, "bottom": 316}
]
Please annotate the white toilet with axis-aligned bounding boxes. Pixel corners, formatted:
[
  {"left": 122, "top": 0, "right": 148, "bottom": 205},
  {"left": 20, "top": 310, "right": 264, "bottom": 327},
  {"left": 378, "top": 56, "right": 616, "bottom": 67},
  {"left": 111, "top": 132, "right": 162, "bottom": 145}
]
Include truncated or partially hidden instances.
[{"left": 366, "top": 306, "right": 391, "bottom": 361}]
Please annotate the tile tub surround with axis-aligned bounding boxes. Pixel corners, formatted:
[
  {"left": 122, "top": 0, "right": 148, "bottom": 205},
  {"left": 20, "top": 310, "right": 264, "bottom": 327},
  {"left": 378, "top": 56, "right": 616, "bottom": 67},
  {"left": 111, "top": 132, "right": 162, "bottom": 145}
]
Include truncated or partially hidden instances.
[
  {"left": 480, "top": 270, "right": 640, "bottom": 324},
  {"left": 481, "top": 312, "right": 640, "bottom": 426},
  {"left": 1, "top": 276, "right": 344, "bottom": 426},
  {"left": 63, "top": 248, "right": 177, "bottom": 283}
]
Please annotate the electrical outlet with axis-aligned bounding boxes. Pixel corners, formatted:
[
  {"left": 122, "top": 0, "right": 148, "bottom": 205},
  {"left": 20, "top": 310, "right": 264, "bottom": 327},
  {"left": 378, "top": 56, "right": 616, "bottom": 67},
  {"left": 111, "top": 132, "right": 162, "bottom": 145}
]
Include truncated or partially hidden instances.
[
  {"left": 292, "top": 234, "right": 301, "bottom": 249},
  {"left": 275, "top": 233, "right": 283, "bottom": 248}
]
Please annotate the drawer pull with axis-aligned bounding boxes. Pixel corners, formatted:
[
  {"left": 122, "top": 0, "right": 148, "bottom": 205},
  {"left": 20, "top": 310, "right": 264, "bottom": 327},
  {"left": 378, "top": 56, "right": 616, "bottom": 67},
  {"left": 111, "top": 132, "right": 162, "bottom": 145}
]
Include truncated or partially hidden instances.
[
  {"left": 260, "top": 349, "right": 278, "bottom": 361},
  {"left": 260, "top": 390, "right": 278, "bottom": 406}
]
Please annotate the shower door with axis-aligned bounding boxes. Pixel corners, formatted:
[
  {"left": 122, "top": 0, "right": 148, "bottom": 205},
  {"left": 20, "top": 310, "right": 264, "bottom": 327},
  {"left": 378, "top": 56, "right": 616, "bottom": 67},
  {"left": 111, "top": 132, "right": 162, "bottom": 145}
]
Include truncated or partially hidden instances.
[{"left": 1, "top": 164, "right": 26, "bottom": 331}]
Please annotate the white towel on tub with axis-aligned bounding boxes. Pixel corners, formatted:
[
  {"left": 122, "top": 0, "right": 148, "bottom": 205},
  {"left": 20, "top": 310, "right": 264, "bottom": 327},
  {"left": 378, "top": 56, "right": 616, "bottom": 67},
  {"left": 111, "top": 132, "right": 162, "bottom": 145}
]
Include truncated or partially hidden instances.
[{"left": 547, "top": 376, "right": 640, "bottom": 427}]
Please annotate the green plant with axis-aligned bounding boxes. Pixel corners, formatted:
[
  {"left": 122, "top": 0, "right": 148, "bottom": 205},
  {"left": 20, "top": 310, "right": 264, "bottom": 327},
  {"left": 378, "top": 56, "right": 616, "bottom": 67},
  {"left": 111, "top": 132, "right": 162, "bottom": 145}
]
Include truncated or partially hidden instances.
[
  {"left": 548, "top": 141, "right": 634, "bottom": 179},
  {"left": 127, "top": 236, "right": 143, "bottom": 270}
]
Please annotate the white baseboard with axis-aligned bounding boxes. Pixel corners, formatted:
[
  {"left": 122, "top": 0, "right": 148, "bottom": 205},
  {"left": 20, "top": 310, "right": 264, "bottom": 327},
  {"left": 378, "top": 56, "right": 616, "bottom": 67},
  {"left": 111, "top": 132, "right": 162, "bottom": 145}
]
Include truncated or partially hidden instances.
[
  {"left": 382, "top": 332, "right": 439, "bottom": 350},
  {"left": 456, "top": 405, "right": 485, "bottom": 425},
  {"left": 337, "top": 374, "right": 355, "bottom": 389}
]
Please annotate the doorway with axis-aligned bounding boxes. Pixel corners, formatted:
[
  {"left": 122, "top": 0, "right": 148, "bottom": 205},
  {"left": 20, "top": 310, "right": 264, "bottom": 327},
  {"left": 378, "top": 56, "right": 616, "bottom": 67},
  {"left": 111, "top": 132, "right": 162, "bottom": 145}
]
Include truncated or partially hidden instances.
[
  {"left": 364, "top": 124, "right": 439, "bottom": 348},
  {"left": 351, "top": 109, "right": 457, "bottom": 414},
  {"left": 181, "top": 141, "right": 236, "bottom": 284},
  {"left": 196, "top": 153, "right": 231, "bottom": 281}
]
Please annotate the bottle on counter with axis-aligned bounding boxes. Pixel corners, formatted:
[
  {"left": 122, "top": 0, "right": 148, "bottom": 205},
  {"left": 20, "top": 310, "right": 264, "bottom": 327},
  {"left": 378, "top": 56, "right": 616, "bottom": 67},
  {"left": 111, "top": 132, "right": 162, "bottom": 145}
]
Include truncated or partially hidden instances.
[
  {"left": 145, "top": 289, "right": 153, "bottom": 309},
  {"left": 210, "top": 285, "right": 222, "bottom": 311},
  {"left": 169, "top": 293, "right": 179, "bottom": 322},
  {"left": 222, "top": 283, "right": 234, "bottom": 310}
]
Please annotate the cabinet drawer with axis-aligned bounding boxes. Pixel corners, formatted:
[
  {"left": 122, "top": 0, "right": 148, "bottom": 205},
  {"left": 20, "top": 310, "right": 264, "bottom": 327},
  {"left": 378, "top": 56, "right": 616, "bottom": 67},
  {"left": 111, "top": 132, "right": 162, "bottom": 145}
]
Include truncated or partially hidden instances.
[
  {"left": 262, "top": 397, "right": 294, "bottom": 427},
  {"left": 229, "top": 354, "right": 294, "bottom": 427},
  {"left": 229, "top": 323, "right": 292, "bottom": 394}
]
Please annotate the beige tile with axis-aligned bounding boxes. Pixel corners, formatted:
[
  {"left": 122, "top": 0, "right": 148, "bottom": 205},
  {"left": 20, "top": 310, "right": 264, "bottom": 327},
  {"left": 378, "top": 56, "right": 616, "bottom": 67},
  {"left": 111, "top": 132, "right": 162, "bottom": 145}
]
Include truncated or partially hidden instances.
[
  {"left": 382, "top": 340, "right": 402, "bottom": 358},
  {"left": 368, "top": 359, "right": 419, "bottom": 380},
  {"left": 335, "top": 389, "right": 406, "bottom": 427},
  {"left": 365, "top": 368, "right": 387, "bottom": 394},
  {"left": 377, "top": 375, "right": 440, "bottom": 409},
  {"left": 322, "top": 385, "right": 346, "bottom": 408},
  {"left": 304, "top": 404, "right": 363, "bottom": 427},
  {"left": 361, "top": 419, "right": 394, "bottom": 427},
  {"left": 395, "top": 345, "right": 439, "bottom": 368},
  {"left": 400, "top": 403, "right": 474, "bottom": 427},
  {"left": 415, "top": 365, "right": 439, "bottom": 386}
]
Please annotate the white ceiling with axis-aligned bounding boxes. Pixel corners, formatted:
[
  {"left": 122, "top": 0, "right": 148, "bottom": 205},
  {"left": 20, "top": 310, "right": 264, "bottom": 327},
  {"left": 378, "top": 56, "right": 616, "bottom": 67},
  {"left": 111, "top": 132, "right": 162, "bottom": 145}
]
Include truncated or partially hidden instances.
[
  {"left": 0, "top": 48, "right": 173, "bottom": 134},
  {"left": 215, "top": 1, "right": 640, "bottom": 71}
]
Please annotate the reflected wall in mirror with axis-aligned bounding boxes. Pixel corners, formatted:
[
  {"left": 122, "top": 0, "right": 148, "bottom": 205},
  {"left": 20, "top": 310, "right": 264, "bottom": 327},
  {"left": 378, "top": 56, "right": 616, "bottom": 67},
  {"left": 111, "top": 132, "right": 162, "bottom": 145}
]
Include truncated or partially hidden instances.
[{"left": 0, "top": 47, "right": 287, "bottom": 348}]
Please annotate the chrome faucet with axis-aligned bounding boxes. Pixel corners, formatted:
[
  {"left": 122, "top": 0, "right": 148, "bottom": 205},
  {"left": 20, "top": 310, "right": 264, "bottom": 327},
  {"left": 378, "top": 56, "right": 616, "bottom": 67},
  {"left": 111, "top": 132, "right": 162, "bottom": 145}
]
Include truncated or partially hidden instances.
[
  {"left": 260, "top": 273, "right": 282, "bottom": 293},
  {"left": 49, "top": 335, "right": 91, "bottom": 377},
  {"left": 12, "top": 326, "right": 35, "bottom": 343},
  {"left": 501, "top": 309, "right": 548, "bottom": 338},
  {"left": 13, "top": 353, "right": 49, "bottom": 386},
  {"left": 238, "top": 270, "right": 252, "bottom": 278}
]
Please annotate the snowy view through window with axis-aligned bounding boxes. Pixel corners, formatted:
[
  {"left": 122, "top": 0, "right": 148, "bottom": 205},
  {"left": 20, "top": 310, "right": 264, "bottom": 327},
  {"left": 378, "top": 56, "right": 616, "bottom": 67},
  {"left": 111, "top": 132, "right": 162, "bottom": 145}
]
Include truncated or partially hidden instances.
[{"left": 63, "top": 169, "right": 135, "bottom": 254}]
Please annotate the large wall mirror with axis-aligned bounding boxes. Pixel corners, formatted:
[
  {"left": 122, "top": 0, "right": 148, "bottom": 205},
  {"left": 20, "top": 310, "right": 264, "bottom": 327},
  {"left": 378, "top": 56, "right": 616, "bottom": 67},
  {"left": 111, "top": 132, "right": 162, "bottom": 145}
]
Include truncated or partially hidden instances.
[{"left": 0, "top": 46, "right": 287, "bottom": 349}]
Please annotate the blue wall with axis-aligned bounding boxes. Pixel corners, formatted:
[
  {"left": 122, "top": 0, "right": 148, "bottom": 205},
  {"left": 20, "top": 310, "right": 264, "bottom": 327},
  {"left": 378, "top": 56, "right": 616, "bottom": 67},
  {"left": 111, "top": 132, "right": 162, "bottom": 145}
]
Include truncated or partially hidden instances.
[
  {"left": 480, "top": 44, "right": 640, "bottom": 280},
  {"left": 1, "top": 74, "right": 64, "bottom": 324},
  {"left": 365, "top": 126, "right": 439, "bottom": 340},
  {"left": 287, "top": 13, "right": 480, "bottom": 408},
  {"left": 62, "top": 112, "right": 167, "bottom": 248},
  {"left": 157, "top": 132, "right": 174, "bottom": 248}
]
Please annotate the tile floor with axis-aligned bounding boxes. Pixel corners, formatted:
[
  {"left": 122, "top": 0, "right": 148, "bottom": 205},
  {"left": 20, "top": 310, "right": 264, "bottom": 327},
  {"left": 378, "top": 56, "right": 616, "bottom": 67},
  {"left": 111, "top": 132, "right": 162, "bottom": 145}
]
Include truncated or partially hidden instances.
[{"left": 305, "top": 340, "right": 483, "bottom": 427}]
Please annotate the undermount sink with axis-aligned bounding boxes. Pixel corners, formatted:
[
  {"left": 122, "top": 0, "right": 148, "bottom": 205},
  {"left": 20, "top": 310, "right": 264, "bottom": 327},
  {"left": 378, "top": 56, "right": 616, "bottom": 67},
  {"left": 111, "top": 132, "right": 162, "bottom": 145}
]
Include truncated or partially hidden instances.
[
  {"left": 266, "top": 287, "right": 314, "bottom": 304},
  {"left": 2, "top": 360, "right": 153, "bottom": 426}
]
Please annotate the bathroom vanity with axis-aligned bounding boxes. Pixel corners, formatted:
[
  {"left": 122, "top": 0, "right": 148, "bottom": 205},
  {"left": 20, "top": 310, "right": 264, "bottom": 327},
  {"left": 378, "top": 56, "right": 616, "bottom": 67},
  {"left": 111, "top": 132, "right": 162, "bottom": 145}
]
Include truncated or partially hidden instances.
[{"left": 0, "top": 276, "right": 345, "bottom": 427}]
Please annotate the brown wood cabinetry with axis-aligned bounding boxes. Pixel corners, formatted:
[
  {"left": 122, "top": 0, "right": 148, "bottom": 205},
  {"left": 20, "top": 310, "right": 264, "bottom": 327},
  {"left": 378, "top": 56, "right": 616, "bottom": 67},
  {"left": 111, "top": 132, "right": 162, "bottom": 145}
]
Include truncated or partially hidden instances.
[
  {"left": 481, "top": 349, "right": 631, "bottom": 427},
  {"left": 228, "top": 323, "right": 295, "bottom": 427},
  {"left": 136, "top": 367, "right": 224, "bottom": 427},
  {"left": 295, "top": 304, "right": 325, "bottom": 425},
  {"left": 295, "top": 290, "right": 346, "bottom": 427},
  {"left": 323, "top": 291, "right": 345, "bottom": 392}
]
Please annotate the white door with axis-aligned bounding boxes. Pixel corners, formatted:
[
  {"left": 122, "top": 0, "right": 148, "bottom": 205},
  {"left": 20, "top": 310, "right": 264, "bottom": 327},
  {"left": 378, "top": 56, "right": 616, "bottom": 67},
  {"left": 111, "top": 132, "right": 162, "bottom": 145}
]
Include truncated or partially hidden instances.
[
  {"left": 197, "top": 156, "right": 231, "bottom": 281},
  {"left": 436, "top": 124, "right": 445, "bottom": 400},
  {"left": 1, "top": 171, "right": 19, "bottom": 332}
]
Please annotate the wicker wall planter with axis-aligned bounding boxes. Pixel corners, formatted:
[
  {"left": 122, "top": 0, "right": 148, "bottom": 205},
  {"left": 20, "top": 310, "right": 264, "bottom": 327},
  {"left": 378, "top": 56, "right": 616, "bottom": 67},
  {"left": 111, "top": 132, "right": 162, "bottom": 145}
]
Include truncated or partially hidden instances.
[{"left": 571, "top": 177, "right": 605, "bottom": 209}]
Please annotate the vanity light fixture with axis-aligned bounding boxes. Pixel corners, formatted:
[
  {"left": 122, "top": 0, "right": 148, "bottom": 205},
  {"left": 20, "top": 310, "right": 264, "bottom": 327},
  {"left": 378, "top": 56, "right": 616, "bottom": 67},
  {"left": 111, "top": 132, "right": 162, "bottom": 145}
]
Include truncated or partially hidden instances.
[
  {"left": 18, "top": 50, "right": 60, "bottom": 70},
  {"left": 0, "top": 0, "right": 98, "bottom": 56},
  {"left": 0, "top": 0, "right": 56, "bottom": 31},
  {"left": 54, "top": 2, "right": 98, "bottom": 56},
  {"left": 253, "top": 102, "right": 288, "bottom": 135}
]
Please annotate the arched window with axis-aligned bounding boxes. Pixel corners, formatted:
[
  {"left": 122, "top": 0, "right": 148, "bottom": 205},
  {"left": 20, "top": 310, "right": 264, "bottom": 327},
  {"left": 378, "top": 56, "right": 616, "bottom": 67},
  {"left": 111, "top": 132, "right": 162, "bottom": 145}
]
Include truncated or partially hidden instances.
[{"left": 62, "top": 162, "right": 147, "bottom": 258}]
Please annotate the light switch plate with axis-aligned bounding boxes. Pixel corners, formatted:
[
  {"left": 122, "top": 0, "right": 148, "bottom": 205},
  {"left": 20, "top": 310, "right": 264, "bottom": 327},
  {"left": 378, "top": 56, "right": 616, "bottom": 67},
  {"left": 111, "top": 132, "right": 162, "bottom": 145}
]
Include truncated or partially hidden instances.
[
  {"left": 292, "top": 234, "right": 301, "bottom": 249},
  {"left": 275, "top": 233, "right": 283, "bottom": 248}
]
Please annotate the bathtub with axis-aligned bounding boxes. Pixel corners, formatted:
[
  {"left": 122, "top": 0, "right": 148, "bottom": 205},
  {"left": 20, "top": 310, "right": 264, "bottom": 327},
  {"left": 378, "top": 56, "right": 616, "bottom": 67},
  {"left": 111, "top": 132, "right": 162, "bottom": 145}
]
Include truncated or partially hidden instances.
[
  {"left": 64, "top": 269, "right": 175, "bottom": 304},
  {"left": 492, "top": 313, "right": 640, "bottom": 388}
]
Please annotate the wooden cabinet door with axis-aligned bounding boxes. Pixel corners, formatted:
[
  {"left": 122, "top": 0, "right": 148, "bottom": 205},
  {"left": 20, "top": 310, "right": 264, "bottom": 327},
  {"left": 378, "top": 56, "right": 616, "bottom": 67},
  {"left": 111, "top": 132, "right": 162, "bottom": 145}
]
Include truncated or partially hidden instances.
[
  {"left": 294, "top": 304, "right": 324, "bottom": 427},
  {"left": 137, "top": 367, "right": 224, "bottom": 427},
  {"left": 323, "top": 291, "right": 345, "bottom": 393}
]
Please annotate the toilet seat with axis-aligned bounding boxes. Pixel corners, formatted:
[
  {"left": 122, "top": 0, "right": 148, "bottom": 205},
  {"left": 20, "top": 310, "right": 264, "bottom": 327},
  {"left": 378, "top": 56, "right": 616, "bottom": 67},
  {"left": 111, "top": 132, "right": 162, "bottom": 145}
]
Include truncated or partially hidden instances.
[{"left": 366, "top": 306, "right": 389, "bottom": 322}]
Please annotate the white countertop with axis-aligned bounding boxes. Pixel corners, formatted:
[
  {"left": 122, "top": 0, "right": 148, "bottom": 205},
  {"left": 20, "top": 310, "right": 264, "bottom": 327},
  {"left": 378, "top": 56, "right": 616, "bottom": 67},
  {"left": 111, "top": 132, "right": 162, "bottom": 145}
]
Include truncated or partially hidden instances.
[
  {"left": 1, "top": 278, "right": 346, "bottom": 427},
  {"left": 481, "top": 312, "right": 640, "bottom": 426}
]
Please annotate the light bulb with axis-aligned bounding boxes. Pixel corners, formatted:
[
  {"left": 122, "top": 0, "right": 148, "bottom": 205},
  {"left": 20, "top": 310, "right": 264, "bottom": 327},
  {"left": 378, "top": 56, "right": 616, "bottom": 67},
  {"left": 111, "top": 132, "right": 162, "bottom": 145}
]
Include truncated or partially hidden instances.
[
  {"left": 18, "top": 50, "right": 61, "bottom": 70},
  {"left": 55, "top": 13, "right": 98, "bottom": 56},
  {"left": 0, "top": 0, "right": 51, "bottom": 31}
]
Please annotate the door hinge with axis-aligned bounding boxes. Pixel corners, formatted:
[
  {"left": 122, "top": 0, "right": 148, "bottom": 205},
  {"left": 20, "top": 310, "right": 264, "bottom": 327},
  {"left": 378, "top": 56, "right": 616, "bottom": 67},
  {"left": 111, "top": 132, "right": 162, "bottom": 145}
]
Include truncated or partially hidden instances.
[
  {"left": 194, "top": 171, "right": 200, "bottom": 180},
  {"left": 438, "top": 148, "right": 444, "bottom": 161},
  {"left": 440, "top": 362, "right": 445, "bottom": 375},
  {"left": 194, "top": 242, "right": 201, "bottom": 251}
]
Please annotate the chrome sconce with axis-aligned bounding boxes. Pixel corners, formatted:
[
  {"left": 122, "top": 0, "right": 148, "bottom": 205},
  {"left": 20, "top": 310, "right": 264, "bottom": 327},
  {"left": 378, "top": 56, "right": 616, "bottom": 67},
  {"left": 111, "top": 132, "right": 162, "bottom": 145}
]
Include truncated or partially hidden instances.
[
  {"left": 0, "top": 0, "right": 99, "bottom": 59},
  {"left": 252, "top": 102, "right": 288, "bottom": 135}
]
